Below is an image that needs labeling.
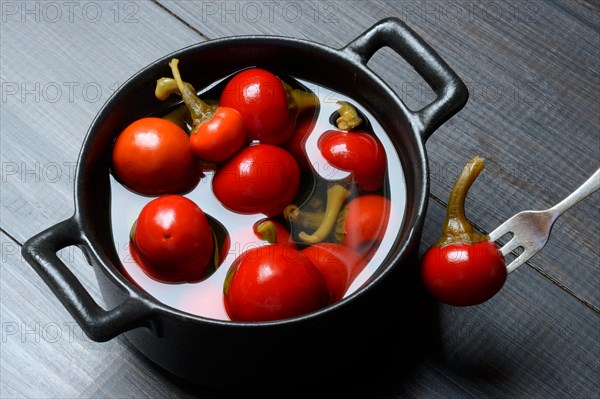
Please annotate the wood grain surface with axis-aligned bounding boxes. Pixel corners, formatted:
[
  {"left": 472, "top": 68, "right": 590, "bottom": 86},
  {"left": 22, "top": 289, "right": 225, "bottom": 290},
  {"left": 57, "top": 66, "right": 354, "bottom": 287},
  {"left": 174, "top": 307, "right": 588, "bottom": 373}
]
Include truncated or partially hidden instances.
[{"left": 1, "top": 0, "right": 598, "bottom": 398}]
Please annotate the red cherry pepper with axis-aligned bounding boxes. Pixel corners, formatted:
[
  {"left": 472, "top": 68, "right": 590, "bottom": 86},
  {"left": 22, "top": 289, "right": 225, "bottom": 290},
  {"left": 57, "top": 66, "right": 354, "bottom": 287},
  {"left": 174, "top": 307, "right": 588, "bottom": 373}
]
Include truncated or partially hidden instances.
[
  {"left": 111, "top": 117, "right": 201, "bottom": 196},
  {"left": 131, "top": 195, "right": 214, "bottom": 283},
  {"left": 223, "top": 244, "right": 331, "bottom": 322},
  {"left": 318, "top": 129, "right": 387, "bottom": 192},
  {"left": 190, "top": 107, "right": 245, "bottom": 164},
  {"left": 421, "top": 156, "right": 507, "bottom": 307},
  {"left": 341, "top": 194, "right": 392, "bottom": 256},
  {"left": 165, "top": 59, "right": 246, "bottom": 164},
  {"left": 301, "top": 242, "right": 366, "bottom": 303},
  {"left": 220, "top": 68, "right": 295, "bottom": 146},
  {"left": 220, "top": 68, "right": 319, "bottom": 146},
  {"left": 212, "top": 144, "right": 300, "bottom": 217}
]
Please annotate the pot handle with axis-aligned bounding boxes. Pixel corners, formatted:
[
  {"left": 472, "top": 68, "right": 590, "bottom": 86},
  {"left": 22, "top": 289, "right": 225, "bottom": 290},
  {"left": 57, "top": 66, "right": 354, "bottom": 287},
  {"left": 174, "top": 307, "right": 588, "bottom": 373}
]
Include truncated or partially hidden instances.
[
  {"left": 22, "top": 216, "right": 155, "bottom": 342},
  {"left": 342, "top": 17, "right": 468, "bottom": 141}
]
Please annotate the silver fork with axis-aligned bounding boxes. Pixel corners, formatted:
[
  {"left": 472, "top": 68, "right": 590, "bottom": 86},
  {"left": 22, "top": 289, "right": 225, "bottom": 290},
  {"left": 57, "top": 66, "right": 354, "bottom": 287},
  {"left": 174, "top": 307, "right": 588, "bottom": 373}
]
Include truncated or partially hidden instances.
[{"left": 489, "top": 168, "right": 600, "bottom": 274}]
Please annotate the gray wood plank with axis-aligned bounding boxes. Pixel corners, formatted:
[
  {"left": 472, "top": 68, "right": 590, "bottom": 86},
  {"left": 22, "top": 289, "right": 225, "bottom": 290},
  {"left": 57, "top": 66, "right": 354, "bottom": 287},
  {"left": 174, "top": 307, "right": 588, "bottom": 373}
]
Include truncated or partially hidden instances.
[
  {"left": 157, "top": 0, "right": 600, "bottom": 308},
  {"left": 157, "top": 0, "right": 374, "bottom": 47}
]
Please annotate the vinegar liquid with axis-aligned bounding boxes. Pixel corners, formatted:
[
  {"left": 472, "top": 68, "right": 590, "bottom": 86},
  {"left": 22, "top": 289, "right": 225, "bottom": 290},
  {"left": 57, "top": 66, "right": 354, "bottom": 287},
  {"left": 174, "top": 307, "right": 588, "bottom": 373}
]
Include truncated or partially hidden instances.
[{"left": 110, "top": 76, "right": 407, "bottom": 321}]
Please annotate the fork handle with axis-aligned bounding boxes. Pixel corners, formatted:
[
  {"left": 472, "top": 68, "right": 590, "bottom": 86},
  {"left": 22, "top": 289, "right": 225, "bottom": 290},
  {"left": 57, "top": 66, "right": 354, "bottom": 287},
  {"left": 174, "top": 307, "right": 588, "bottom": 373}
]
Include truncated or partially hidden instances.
[{"left": 550, "top": 168, "right": 600, "bottom": 216}]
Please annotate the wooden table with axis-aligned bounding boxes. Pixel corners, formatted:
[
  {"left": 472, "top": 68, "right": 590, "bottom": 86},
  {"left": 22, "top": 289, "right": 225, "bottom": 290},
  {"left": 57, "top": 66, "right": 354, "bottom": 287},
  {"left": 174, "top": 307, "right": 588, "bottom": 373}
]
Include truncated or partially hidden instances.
[{"left": 1, "top": 1, "right": 598, "bottom": 397}]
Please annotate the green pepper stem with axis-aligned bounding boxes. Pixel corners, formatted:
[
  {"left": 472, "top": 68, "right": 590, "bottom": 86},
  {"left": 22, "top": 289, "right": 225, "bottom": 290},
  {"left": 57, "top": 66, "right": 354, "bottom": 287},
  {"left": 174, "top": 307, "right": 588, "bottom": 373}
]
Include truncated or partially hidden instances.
[
  {"left": 298, "top": 184, "right": 350, "bottom": 244},
  {"left": 336, "top": 101, "right": 362, "bottom": 130},
  {"left": 254, "top": 220, "right": 278, "bottom": 244},
  {"left": 130, "top": 220, "right": 137, "bottom": 243},
  {"left": 211, "top": 230, "right": 220, "bottom": 271},
  {"left": 438, "top": 156, "right": 488, "bottom": 246},
  {"left": 280, "top": 79, "right": 319, "bottom": 114},
  {"left": 284, "top": 205, "right": 324, "bottom": 230},
  {"left": 168, "top": 58, "right": 216, "bottom": 128},
  {"left": 332, "top": 206, "right": 349, "bottom": 244},
  {"left": 155, "top": 78, "right": 180, "bottom": 101}
]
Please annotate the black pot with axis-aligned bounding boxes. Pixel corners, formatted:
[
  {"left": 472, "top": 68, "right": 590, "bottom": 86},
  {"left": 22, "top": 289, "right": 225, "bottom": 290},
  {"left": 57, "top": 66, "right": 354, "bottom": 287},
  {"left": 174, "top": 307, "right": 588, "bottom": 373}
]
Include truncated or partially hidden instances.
[{"left": 22, "top": 18, "right": 467, "bottom": 391}]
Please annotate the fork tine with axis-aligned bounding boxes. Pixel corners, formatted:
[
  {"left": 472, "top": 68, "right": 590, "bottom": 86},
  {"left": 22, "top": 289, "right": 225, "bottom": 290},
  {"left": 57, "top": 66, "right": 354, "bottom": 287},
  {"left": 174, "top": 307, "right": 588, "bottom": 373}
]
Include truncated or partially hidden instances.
[
  {"left": 506, "top": 247, "right": 537, "bottom": 274},
  {"left": 488, "top": 221, "right": 511, "bottom": 242},
  {"left": 498, "top": 236, "right": 520, "bottom": 257}
]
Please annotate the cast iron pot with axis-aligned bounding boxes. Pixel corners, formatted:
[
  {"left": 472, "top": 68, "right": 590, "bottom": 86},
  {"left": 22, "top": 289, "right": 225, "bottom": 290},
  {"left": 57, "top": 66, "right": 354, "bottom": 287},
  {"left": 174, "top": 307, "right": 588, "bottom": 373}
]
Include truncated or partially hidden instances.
[{"left": 22, "top": 18, "right": 467, "bottom": 390}]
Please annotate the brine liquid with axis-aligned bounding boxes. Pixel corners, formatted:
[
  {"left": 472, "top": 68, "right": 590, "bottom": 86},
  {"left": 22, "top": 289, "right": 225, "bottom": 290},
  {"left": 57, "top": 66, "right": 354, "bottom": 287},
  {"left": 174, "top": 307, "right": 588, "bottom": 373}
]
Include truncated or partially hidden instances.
[{"left": 110, "top": 77, "right": 407, "bottom": 321}]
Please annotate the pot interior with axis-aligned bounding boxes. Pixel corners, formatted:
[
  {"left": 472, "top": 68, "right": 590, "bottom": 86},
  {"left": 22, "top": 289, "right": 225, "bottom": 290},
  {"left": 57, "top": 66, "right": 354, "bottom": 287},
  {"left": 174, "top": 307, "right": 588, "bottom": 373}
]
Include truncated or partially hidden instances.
[{"left": 76, "top": 37, "right": 428, "bottom": 319}]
